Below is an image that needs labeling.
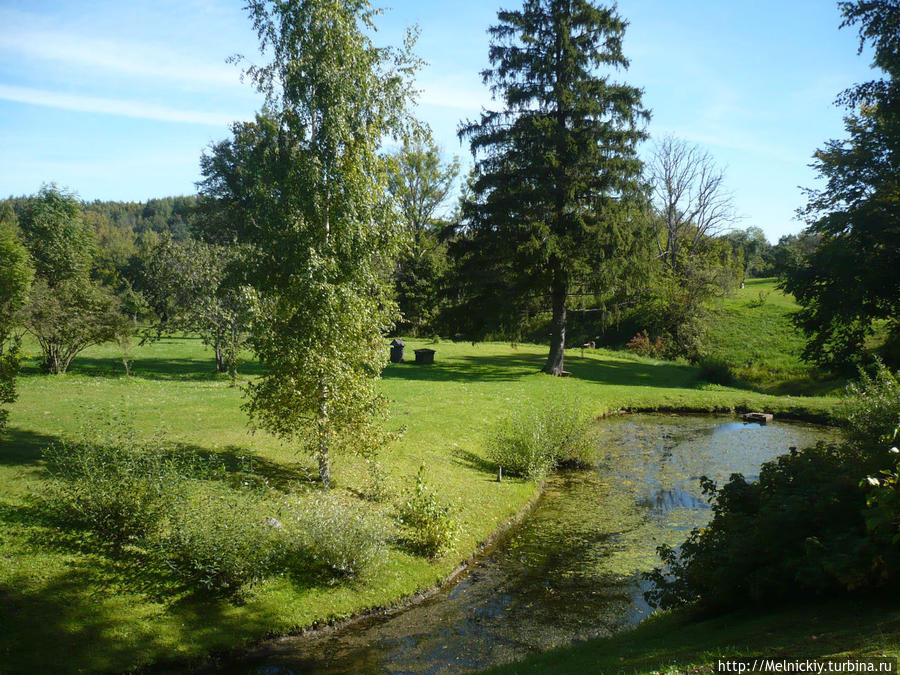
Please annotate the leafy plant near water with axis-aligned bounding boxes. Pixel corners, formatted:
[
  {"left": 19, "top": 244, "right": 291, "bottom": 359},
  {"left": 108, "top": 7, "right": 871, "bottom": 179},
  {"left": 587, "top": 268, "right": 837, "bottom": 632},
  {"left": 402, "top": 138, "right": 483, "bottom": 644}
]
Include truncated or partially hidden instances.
[
  {"left": 397, "top": 465, "right": 457, "bottom": 558},
  {"left": 281, "top": 492, "right": 386, "bottom": 577},
  {"left": 156, "top": 487, "right": 280, "bottom": 595},
  {"left": 486, "top": 403, "right": 596, "bottom": 482},
  {"left": 645, "top": 363, "right": 900, "bottom": 611}
]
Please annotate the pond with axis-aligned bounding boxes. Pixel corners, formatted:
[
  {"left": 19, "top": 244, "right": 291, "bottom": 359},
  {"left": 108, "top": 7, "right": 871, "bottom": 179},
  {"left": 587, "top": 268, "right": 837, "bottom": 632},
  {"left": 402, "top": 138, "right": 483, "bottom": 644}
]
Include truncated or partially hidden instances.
[{"left": 217, "top": 415, "right": 838, "bottom": 674}]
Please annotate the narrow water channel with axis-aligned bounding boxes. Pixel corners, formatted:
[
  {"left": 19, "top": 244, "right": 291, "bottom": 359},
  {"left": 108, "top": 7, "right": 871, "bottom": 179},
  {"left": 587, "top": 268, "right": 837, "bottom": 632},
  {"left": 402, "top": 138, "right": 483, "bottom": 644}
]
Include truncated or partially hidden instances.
[{"left": 220, "top": 415, "right": 837, "bottom": 674}]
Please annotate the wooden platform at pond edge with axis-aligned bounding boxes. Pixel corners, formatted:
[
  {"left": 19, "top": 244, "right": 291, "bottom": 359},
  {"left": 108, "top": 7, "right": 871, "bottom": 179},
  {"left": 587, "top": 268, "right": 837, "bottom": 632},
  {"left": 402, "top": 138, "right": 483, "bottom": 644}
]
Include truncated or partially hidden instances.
[{"left": 743, "top": 412, "right": 774, "bottom": 424}]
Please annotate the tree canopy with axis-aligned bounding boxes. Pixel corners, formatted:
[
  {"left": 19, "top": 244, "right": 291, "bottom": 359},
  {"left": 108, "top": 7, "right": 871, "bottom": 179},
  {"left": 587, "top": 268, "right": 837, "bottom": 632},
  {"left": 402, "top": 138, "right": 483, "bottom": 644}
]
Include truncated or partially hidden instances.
[
  {"left": 783, "top": 0, "right": 900, "bottom": 369},
  {"left": 454, "top": 0, "right": 650, "bottom": 375}
]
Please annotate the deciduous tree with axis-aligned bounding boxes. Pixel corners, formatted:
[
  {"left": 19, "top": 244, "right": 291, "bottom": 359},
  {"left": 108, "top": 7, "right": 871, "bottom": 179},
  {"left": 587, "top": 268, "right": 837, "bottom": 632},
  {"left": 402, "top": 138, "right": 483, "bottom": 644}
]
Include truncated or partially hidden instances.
[
  {"left": 784, "top": 0, "right": 900, "bottom": 370},
  {"left": 198, "top": 0, "right": 419, "bottom": 486}
]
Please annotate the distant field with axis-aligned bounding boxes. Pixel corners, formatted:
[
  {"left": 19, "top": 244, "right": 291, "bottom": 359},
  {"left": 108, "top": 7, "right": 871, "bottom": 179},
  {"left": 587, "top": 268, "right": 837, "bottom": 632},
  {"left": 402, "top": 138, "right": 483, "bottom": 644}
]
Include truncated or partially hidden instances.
[
  {"left": 706, "top": 278, "right": 841, "bottom": 395},
  {"left": 1, "top": 336, "right": 839, "bottom": 672}
]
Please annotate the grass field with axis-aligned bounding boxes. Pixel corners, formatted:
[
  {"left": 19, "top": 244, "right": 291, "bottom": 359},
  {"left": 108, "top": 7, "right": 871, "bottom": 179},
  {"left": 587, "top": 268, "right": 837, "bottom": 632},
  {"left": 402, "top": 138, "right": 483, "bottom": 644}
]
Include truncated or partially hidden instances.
[{"left": 0, "top": 331, "right": 843, "bottom": 673}]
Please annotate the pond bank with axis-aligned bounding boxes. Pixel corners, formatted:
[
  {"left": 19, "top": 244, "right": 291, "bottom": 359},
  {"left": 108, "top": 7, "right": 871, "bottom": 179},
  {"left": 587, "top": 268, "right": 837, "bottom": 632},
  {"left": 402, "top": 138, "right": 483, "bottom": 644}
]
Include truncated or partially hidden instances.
[{"left": 194, "top": 414, "right": 837, "bottom": 674}]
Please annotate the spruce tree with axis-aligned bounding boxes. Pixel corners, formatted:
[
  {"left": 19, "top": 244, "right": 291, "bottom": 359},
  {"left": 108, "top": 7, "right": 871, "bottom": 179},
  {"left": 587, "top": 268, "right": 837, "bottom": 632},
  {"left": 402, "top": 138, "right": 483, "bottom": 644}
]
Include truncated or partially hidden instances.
[{"left": 456, "top": 0, "right": 649, "bottom": 375}]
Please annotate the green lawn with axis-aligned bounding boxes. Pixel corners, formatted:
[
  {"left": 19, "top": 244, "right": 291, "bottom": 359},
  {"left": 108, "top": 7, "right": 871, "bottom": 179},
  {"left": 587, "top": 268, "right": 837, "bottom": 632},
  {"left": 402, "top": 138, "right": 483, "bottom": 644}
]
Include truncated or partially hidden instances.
[{"left": 0, "top": 336, "right": 841, "bottom": 673}]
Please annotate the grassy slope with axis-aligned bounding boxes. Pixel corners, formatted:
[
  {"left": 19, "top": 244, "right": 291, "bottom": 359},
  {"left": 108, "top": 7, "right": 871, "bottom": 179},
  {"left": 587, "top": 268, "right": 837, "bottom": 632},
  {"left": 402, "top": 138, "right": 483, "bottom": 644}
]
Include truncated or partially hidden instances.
[
  {"left": 705, "top": 278, "right": 841, "bottom": 395},
  {"left": 1, "top": 337, "right": 838, "bottom": 673}
]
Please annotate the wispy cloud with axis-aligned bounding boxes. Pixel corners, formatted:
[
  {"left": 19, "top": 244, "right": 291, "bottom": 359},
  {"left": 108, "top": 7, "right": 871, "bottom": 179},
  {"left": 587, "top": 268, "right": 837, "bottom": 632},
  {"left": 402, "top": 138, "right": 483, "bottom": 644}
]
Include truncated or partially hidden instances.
[
  {"left": 417, "top": 75, "right": 492, "bottom": 112},
  {"left": 0, "top": 10, "right": 241, "bottom": 89},
  {"left": 0, "top": 84, "right": 239, "bottom": 126}
]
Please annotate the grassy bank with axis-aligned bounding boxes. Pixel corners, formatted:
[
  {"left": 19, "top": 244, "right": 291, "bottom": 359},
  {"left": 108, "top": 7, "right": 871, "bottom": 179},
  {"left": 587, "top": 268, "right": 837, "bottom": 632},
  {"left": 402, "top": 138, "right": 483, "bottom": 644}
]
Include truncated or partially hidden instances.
[
  {"left": 489, "top": 597, "right": 900, "bottom": 674},
  {"left": 1, "top": 337, "right": 838, "bottom": 673}
]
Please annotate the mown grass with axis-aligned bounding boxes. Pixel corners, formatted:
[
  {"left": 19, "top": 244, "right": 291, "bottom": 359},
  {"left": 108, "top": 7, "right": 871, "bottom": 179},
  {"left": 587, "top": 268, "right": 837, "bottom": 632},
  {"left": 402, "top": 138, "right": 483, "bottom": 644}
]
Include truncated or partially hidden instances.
[
  {"left": 705, "top": 278, "right": 843, "bottom": 396},
  {"left": 488, "top": 597, "right": 900, "bottom": 674},
  {"left": 1, "top": 335, "right": 841, "bottom": 673}
]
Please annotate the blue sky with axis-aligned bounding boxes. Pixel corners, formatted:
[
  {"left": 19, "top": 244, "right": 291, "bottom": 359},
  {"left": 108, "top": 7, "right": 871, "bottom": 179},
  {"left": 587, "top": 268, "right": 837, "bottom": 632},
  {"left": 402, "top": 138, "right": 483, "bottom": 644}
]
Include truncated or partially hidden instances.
[{"left": 0, "top": 0, "right": 876, "bottom": 241}]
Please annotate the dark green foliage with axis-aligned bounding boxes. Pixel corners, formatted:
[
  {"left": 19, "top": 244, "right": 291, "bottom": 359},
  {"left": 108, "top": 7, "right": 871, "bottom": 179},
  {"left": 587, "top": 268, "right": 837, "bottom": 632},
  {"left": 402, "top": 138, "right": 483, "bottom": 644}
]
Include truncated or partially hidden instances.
[
  {"left": 644, "top": 443, "right": 888, "bottom": 611},
  {"left": 696, "top": 355, "right": 735, "bottom": 386},
  {"left": 0, "top": 217, "right": 33, "bottom": 433},
  {"left": 783, "top": 0, "right": 900, "bottom": 370},
  {"left": 646, "top": 363, "right": 900, "bottom": 612},
  {"left": 720, "top": 227, "right": 773, "bottom": 280},
  {"left": 397, "top": 465, "right": 458, "bottom": 557},
  {"left": 454, "top": 0, "right": 651, "bottom": 375}
]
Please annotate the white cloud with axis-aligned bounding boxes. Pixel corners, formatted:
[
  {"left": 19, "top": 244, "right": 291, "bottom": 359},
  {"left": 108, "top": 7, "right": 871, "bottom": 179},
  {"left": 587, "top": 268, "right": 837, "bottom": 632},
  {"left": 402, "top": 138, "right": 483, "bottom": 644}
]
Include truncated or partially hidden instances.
[
  {"left": 0, "top": 84, "right": 240, "bottom": 126},
  {"left": 0, "top": 10, "right": 242, "bottom": 89},
  {"left": 417, "top": 75, "right": 492, "bottom": 112}
]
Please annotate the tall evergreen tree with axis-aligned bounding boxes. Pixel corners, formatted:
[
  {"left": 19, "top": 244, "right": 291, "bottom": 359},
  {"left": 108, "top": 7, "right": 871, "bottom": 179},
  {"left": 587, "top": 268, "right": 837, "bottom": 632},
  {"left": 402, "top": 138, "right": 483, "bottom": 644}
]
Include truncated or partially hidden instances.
[
  {"left": 456, "top": 0, "right": 650, "bottom": 375},
  {"left": 784, "top": 0, "right": 900, "bottom": 370}
]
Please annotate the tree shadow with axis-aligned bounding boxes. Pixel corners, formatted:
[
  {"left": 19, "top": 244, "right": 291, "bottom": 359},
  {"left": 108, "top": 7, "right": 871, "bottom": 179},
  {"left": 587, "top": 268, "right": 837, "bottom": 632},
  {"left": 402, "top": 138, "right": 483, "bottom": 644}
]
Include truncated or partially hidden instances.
[
  {"left": 383, "top": 351, "right": 702, "bottom": 389},
  {"left": 0, "top": 427, "right": 61, "bottom": 467},
  {"left": 452, "top": 447, "right": 497, "bottom": 476}
]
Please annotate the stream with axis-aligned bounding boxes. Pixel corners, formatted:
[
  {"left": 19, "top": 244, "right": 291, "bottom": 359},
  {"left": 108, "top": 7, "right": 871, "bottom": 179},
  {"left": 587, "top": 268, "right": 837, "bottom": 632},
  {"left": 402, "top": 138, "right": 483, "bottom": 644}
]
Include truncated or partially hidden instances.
[{"left": 218, "top": 414, "right": 837, "bottom": 674}]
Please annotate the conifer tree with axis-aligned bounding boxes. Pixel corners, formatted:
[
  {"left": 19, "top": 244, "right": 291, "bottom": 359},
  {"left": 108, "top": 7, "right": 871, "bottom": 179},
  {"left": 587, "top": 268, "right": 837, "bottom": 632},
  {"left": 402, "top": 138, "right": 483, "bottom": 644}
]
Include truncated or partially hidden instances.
[{"left": 456, "top": 0, "right": 650, "bottom": 375}]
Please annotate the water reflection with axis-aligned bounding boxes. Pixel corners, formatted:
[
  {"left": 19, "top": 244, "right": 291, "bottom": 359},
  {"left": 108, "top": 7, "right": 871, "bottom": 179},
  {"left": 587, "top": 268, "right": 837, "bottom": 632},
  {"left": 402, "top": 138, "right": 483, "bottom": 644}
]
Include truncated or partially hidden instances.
[{"left": 216, "top": 416, "right": 837, "bottom": 675}]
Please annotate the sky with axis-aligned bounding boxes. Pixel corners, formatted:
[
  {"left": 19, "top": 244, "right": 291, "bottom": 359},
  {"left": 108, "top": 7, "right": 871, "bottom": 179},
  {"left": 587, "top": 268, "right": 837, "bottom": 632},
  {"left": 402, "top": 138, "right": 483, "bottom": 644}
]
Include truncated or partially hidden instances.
[{"left": 0, "top": 0, "right": 878, "bottom": 242}]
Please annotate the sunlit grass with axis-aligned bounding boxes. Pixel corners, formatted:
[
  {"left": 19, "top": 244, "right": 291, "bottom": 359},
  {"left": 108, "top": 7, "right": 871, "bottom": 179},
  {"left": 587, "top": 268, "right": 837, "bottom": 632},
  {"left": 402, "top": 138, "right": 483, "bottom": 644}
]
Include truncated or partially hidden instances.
[{"left": 1, "top": 335, "right": 839, "bottom": 672}]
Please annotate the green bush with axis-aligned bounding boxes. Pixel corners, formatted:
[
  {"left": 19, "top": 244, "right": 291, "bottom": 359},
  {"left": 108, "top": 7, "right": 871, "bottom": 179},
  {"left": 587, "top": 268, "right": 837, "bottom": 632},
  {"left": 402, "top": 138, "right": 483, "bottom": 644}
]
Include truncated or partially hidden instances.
[
  {"left": 837, "top": 362, "right": 900, "bottom": 451},
  {"left": 697, "top": 356, "right": 735, "bottom": 386},
  {"left": 281, "top": 492, "right": 386, "bottom": 577},
  {"left": 645, "top": 367, "right": 900, "bottom": 612},
  {"left": 156, "top": 487, "right": 280, "bottom": 595},
  {"left": 397, "top": 465, "right": 457, "bottom": 558},
  {"left": 486, "top": 404, "right": 596, "bottom": 481},
  {"left": 41, "top": 430, "right": 181, "bottom": 546}
]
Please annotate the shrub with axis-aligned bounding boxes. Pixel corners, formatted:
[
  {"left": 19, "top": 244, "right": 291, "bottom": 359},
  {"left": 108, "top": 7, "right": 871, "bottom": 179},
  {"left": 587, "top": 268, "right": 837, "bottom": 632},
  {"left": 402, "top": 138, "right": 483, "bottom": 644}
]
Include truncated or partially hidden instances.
[
  {"left": 696, "top": 356, "right": 735, "bottom": 386},
  {"left": 486, "top": 404, "right": 596, "bottom": 481},
  {"left": 41, "top": 430, "right": 181, "bottom": 546},
  {"left": 397, "top": 465, "right": 457, "bottom": 558},
  {"left": 643, "top": 443, "right": 886, "bottom": 611},
  {"left": 837, "top": 362, "right": 900, "bottom": 451},
  {"left": 625, "top": 330, "right": 666, "bottom": 358},
  {"left": 156, "top": 488, "right": 280, "bottom": 595},
  {"left": 645, "top": 372, "right": 900, "bottom": 613},
  {"left": 281, "top": 492, "right": 386, "bottom": 577}
]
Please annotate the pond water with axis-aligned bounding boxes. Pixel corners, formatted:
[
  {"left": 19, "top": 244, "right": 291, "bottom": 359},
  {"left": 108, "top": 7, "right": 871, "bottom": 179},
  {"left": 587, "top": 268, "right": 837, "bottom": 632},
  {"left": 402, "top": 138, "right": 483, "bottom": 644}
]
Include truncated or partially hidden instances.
[{"left": 218, "top": 415, "right": 838, "bottom": 674}]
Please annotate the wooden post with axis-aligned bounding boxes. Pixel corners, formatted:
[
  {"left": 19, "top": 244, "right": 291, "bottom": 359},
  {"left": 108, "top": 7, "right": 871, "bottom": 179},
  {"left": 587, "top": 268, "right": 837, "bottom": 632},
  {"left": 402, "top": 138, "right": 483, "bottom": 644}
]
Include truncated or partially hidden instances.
[{"left": 497, "top": 466, "right": 503, "bottom": 483}]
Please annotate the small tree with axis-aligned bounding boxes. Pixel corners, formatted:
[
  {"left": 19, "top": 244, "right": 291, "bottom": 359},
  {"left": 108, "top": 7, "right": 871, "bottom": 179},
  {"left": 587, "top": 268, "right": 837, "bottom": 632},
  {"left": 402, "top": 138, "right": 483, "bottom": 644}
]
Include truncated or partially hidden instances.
[
  {"left": 19, "top": 186, "right": 126, "bottom": 374},
  {"left": 386, "top": 138, "right": 459, "bottom": 335},
  {"left": 199, "top": 0, "right": 420, "bottom": 487},
  {"left": 0, "top": 214, "right": 34, "bottom": 432},
  {"left": 138, "top": 235, "right": 250, "bottom": 381}
]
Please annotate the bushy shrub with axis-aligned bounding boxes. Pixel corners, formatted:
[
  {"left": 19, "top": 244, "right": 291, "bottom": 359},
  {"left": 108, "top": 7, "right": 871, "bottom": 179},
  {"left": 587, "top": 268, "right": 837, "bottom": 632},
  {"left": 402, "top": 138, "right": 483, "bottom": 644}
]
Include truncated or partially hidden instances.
[
  {"left": 837, "top": 362, "right": 900, "bottom": 451},
  {"left": 645, "top": 368, "right": 900, "bottom": 612},
  {"left": 41, "top": 430, "right": 181, "bottom": 546},
  {"left": 397, "top": 465, "right": 457, "bottom": 558},
  {"left": 156, "top": 488, "right": 280, "bottom": 595},
  {"left": 486, "top": 404, "right": 596, "bottom": 481},
  {"left": 696, "top": 355, "right": 735, "bottom": 386},
  {"left": 625, "top": 330, "right": 666, "bottom": 358},
  {"left": 281, "top": 492, "right": 386, "bottom": 577}
]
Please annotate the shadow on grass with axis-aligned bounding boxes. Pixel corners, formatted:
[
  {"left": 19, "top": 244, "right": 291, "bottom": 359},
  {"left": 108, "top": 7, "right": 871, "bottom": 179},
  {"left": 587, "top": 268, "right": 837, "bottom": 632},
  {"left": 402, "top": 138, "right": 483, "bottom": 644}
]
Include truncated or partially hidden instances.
[
  {"left": 0, "top": 428, "right": 60, "bottom": 467},
  {"left": 21, "top": 356, "right": 267, "bottom": 382},
  {"left": 383, "top": 351, "right": 701, "bottom": 389}
]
